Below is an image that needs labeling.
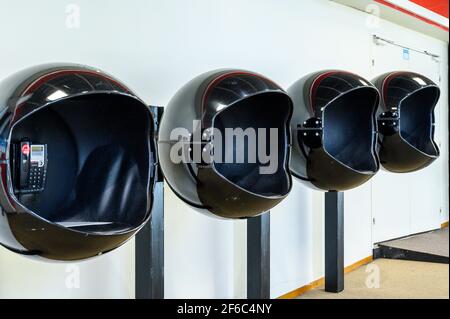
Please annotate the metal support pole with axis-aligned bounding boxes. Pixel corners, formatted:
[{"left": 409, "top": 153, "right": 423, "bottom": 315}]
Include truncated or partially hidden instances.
[
  {"left": 135, "top": 181, "right": 164, "bottom": 299},
  {"left": 247, "top": 212, "right": 270, "bottom": 299},
  {"left": 325, "top": 191, "right": 344, "bottom": 293},
  {"left": 135, "top": 106, "right": 165, "bottom": 299}
]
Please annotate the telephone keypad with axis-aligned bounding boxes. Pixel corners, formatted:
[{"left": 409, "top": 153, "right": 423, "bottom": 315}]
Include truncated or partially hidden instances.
[{"left": 26, "top": 164, "right": 47, "bottom": 192}]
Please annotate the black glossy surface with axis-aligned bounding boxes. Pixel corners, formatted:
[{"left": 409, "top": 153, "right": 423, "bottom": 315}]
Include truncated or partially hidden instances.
[
  {"left": 0, "top": 64, "right": 156, "bottom": 261},
  {"left": 288, "top": 71, "right": 380, "bottom": 191},
  {"left": 373, "top": 71, "right": 440, "bottom": 173},
  {"left": 213, "top": 93, "right": 291, "bottom": 196},
  {"left": 323, "top": 88, "right": 379, "bottom": 173},
  {"left": 158, "top": 69, "right": 292, "bottom": 218}
]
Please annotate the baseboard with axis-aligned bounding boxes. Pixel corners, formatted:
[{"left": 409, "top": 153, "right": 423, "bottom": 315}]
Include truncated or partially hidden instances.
[
  {"left": 441, "top": 221, "right": 449, "bottom": 228},
  {"left": 277, "top": 277, "right": 325, "bottom": 299},
  {"left": 344, "top": 255, "right": 373, "bottom": 274},
  {"left": 277, "top": 255, "right": 373, "bottom": 299}
]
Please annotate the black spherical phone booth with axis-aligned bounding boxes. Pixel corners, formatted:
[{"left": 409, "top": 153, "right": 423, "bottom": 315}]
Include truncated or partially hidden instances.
[
  {"left": 373, "top": 71, "right": 440, "bottom": 173},
  {"left": 158, "top": 69, "right": 293, "bottom": 219},
  {"left": 288, "top": 70, "right": 380, "bottom": 191},
  {"left": 1, "top": 64, "right": 441, "bottom": 298},
  {"left": 0, "top": 64, "right": 157, "bottom": 261}
]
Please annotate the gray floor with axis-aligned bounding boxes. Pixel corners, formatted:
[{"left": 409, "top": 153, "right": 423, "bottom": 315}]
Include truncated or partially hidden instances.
[{"left": 380, "top": 228, "right": 449, "bottom": 258}]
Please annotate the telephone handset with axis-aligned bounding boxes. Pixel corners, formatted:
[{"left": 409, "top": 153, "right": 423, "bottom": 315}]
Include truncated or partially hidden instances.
[{"left": 13, "top": 140, "right": 48, "bottom": 194}]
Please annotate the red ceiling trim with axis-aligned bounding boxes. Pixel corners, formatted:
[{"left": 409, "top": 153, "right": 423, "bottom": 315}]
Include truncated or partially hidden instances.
[
  {"left": 409, "top": 0, "right": 448, "bottom": 19},
  {"left": 375, "top": 0, "right": 449, "bottom": 32}
]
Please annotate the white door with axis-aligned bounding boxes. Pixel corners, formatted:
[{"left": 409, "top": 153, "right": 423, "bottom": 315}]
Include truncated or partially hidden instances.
[
  {"left": 407, "top": 51, "right": 442, "bottom": 234},
  {"left": 370, "top": 37, "right": 443, "bottom": 243}
]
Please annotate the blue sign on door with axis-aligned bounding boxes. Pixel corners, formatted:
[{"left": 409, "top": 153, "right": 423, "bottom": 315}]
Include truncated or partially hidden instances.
[{"left": 403, "top": 48, "right": 410, "bottom": 60}]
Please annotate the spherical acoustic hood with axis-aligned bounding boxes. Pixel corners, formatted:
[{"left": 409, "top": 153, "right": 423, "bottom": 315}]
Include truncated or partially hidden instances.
[
  {"left": 288, "top": 70, "right": 380, "bottom": 191},
  {"left": 158, "top": 69, "right": 293, "bottom": 219},
  {"left": 0, "top": 63, "right": 157, "bottom": 261},
  {"left": 373, "top": 71, "right": 440, "bottom": 173}
]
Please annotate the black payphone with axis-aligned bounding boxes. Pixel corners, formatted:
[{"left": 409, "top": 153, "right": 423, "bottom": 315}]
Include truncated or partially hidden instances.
[{"left": 13, "top": 140, "right": 48, "bottom": 194}]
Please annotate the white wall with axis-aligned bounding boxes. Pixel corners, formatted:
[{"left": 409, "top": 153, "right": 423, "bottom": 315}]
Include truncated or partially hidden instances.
[
  {"left": 0, "top": 240, "right": 135, "bottom": 298},
  {"left": 0, "top": 0, "right": 447, "bottom": 299}
]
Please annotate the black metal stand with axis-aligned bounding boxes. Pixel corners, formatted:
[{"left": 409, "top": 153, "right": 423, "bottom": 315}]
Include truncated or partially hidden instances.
[
  {"left": 135, "top": 105, "right": 273, "bottom": 299},
  {"left": 135, "top": 181, "right": 164, "bottom": 299},
  {"left": 325, "top": 191, "right": 344, "bottom": 293},
  {"left": 247, "top": 212, "right": 270, "bottom": 299},
  {"left": 135, "top": 106, "right": 165, "bottom": 299}
]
